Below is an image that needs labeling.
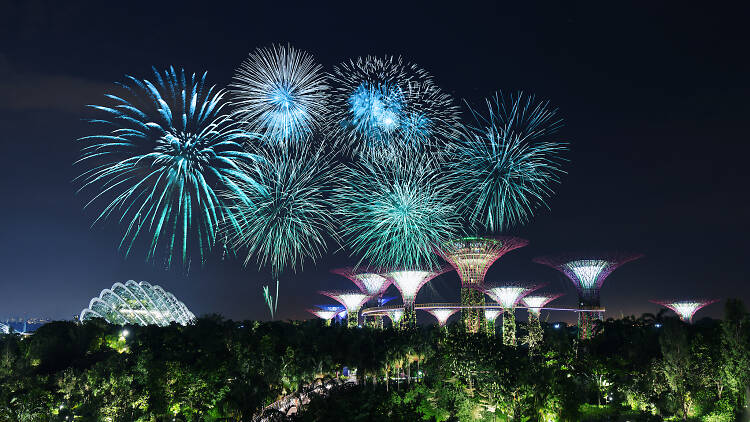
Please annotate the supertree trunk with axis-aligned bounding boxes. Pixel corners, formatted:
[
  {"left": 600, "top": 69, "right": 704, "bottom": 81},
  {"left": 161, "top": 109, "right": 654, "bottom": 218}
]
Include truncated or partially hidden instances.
[
  {"left": 401, "top": 304, "right": 417, "bottom": 330},
  {"left": 461, "top": 288, "right": 485, "bottom": 333},
  {"left": 526, "top": 312, "right": 543, "bottom": 351},
  {"left": 502, "top": 310, "right": 516, "bottom": 346},
  {"left": 347, "top": 310, "right": 359, "bottom": 328}
]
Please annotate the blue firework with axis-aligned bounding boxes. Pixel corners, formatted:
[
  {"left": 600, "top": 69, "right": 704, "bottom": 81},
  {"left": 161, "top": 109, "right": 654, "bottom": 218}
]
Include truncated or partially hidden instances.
[
  {"left": 329, "top": 55, "right": 461, "bottom": 156},
  {"left": 231, "top": 45, "right": 329, "bottom": 143},
  {"left": 76, "top": 67, "right": 260, "bottom": 268},
  {"left": 453, "top": 92, "right": 567, "bottom": 232}
]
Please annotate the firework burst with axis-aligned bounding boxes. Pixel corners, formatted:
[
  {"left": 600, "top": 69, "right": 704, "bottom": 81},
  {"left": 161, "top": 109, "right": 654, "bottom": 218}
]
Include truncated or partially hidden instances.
[
  {"left": 335, "top": 151, "right": 460, "bottom": 270},
  {"left": 329, "top": 55, "right": 461, "bottom": 156},
  {"left": 224, "top": 143, "right": 335, "bottom": 274},
  {"left": 76, "top": 67, "right": 259, "bottom": 268},
  {"left": 452, "top": 92, "right": 567, "bottom": 232},
  {"left": 231, "top": 44, "right": 329, "bottom": 143}
]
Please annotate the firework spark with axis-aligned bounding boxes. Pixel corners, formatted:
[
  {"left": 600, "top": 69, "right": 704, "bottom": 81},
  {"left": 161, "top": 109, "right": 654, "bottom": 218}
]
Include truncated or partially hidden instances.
[
  {"left": 329, "top": 55, "right": 461, "bottom": 156},
  {"left": 335, "top": 152, "right": 460, "bottom": 270},
  {"left": 452, "top": 92, "right": 567, "bottom": 232},
  {"left": 76, "top": 67, "right": 259, "bottom": 268},
  {"left": 231, "top": 44, "right": 329, "bottom": 143}
]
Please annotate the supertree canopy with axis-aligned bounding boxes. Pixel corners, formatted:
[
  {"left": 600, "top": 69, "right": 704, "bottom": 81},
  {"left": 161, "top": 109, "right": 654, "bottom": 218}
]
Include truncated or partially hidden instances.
[
  {"left": 483, "top": 308, "right": 503, "bottom": 336},
  {"left": 319, "top": 290, "right": 370, "bottom": 328},
  {"left": 650, "top": 299, "right": 719, "bottom": 323},
  {"left": 331, "top": 268, "right": 390, "bottom": 296},
  {"left": 422, "top": 307, "right": 460, "bottom": 327},
  {"left": 335, "top": 152, "right": 460, "bottom": 270},
  {"left": 484, "top": 282, "right": 540, "bottom": 346},
  {"left": 385, "top": 267, "right": 452, "bottom": 329},
  {"left": 76, "top": 67, "right": 260, "bottom": 268},
  {"left": 329, "top": 55, "right": 461, "bottom": 156},
  {"left": 224, "top": 144, "right": 335, "bottom": 318},
  {"left": 451, "top": 92, "right": 567, "bottom": 233},
  {"left": 533, "top": 252, "right": 642, "bottom": 339},
  {"left": 439, "top": 236, "right": 529, "bottom": 333},
  {"left": 80, "top": 280, "right": 195, "bottom": 326},
  {"left": 522, "top": 293, "right": 564, "bottom": 316},
  {"left": 384, "top": 308, "right": 405, "bottom": 328},
  {"left": 306, "top": 308, "right": 339, "bottom": 325},
  {"left": 230, "top": 45, "right": 329, "bottom": 143}
]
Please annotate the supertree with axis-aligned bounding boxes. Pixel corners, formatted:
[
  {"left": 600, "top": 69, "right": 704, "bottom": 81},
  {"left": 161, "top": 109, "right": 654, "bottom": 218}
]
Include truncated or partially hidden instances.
[
  {"left": 439, "top": 236, "right": 529, "bottom": 333},
  {"left": 484, "top": 283, "right": 541, "bottom": 346},
  {"left": 76, "top": 67, "right": 260, "bottom": 268},
  {"left": 316, "top": 304, "right": 346, "bottom": 325},
  {"left": 335, "top": 152, "right": 460, "bottom": 271},
  {"left": 307, "top": 308, "right": 339, "bottom": 326},
  {"left": 383, "top": 308, "right": 405, "bottom": 329},
  {"left": 421, "top": 306, "right": 460, "bottom": 327},
  {"left": 332, "top": 267, "right": 391, "bottom": 328},
  {"left": 328, "top": 55, "right": 461, "bottom": 157},
  {"left": 385, "top": 267, "right": 453, "bottom": 329},
  {"left": 533, "top": 253, "right": 643, "bottom": 339},
  {"left": 319, "top": 290, "right": 371, "bottom": 328},
  {"left": 650, "top": 299, "right": 719, "bottom": 323},
  {"left": 483, "top": 308, "right": 503, "bottom": 336},
  {"left": 230, "top": 44, "right": 329, "bottom": 143},
  {"left": 224, "top": 144, "right": 335, "bottom": 318},
  {"left": 521, "top": 293, "right": 564, "bottom": 350},
  {"left": 451, "top": 92, "right": 567, "bottom": 232}
]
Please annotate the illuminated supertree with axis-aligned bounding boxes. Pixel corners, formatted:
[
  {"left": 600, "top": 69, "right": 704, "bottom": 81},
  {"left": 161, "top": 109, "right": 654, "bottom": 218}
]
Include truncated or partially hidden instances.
[
  {"left": 521, "top": 293, "right": 564, "bottom": 350},
  {"left": 533, "top": 253, "right": 643, "bottom": 339},
  {"left": 422, "top": 307, "right": 460, "bottom": 327},
  {"left": 76, "top": 67, "right": 260, "bottom": 268},
  {"left": 650, "top": 299, "right": 719, "bottom": 323},
  {"left": 318, "top": 291, "right": 371, "bottom": 328},
  {"left": 332, "top": 268, "right": 391, "bottom": 328},
  {"left": 384, "top": 308, "right": 405, "bottom": 329},
  {"left": 385, "top": 267, "right": 452, "bottom": 329},
  {"left": 307, "top": 308, "right": 339, "bottom": 326},
  {"left": 231, "top": 45, "right": 329, "bottom": 143},
  {"left": 316, "top": 304, "right": 346, "bottom": 325},
  {"left": 483, "top": 308, "right": 503, "bottom": 336},
  {"left": 439, "top": 236, "right": 529, "bottom": 333},
  {"left": 328, "top": 55, "right": 461, "bottom": 157},
  {"left": 452, "top": 92, "right": 567, "bottom": 232},
  {"left": 484, "top": 283, "right": 540, "bottom": 346}
]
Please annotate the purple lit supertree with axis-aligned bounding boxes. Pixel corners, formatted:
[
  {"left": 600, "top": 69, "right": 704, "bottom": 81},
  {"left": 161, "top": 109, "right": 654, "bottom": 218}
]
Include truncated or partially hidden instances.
[
  {"left": 650, "top": 299, "right": 719, "bottom": 323},
  {"left": 483, "top": 282, "right": 541, "bottom": 345},
  {"left": 332, "top": 267, "right": 391, "bottom": 328},
  {"left": 439, "top": 236, "right": 529, "bottom": 333},
  {"left": 421, "top": 306, "right": 460, "bottom": 327},
  {"left": 385, "top": 266, "right": 452, "bottom": 329},
  {"left": 307, "top": 309, "right": 339, "bottom": 326},
  {"left": 318, "top": 290, "right": 371, "bottom": 328},
  {"left": 533, "top": 252, "right": 643, "bottom": 339},
  {"left": 521, "top": 293, "right": 564, "bottom": 350}
]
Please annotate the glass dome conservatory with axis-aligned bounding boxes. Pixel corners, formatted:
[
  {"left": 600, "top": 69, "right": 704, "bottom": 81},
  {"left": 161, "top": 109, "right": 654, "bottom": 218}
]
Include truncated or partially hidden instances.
[{"left": 80, "top": 280, "right": 195, "bottom": 326}]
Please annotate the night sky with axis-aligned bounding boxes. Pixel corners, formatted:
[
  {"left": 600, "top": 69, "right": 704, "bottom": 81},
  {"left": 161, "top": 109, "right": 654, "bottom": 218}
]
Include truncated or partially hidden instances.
[{"left": 1, "top": 1, "right": 748, "bottom": 324}]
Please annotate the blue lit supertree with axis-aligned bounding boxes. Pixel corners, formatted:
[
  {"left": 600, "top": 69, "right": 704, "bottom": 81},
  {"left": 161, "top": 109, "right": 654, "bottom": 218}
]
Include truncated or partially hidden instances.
[
  {"left": 334, "top": 151, "right": 460, "bottom": 270},
  {"left": 452, "top": 92, "right": 567, "bottom": 232},
  {"left": 76, "top": 67, "right": 260, "bottom": 268},
  {"left": 223, "top": 143, "right": 336, "bottom": 317},
  {"left": 329, "top": 55, "right": 461, "bottom": 157},
  {"left": 231, "top": 45, "right": 329, "bottom": 144}
]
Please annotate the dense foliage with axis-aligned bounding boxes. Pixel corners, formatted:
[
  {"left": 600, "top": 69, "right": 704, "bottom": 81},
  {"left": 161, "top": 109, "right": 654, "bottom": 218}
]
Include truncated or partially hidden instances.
[{"left": 2, "top": 300, "right": 748, "bottom": 421}]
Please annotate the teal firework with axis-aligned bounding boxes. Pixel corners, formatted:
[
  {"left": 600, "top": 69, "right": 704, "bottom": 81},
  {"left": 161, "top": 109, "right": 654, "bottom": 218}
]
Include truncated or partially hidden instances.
[
  {"left": 224, "top": 143, "right": 335, "bottom": 274},
  {"left": 335, "top": 152, "right": 460, "bottom": 270},
  {"left": 76, "top": 67, "right": 260, "bottom": 268},
  {"left": 454, "top": 92, "right": 567, "bottom": 232}
]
